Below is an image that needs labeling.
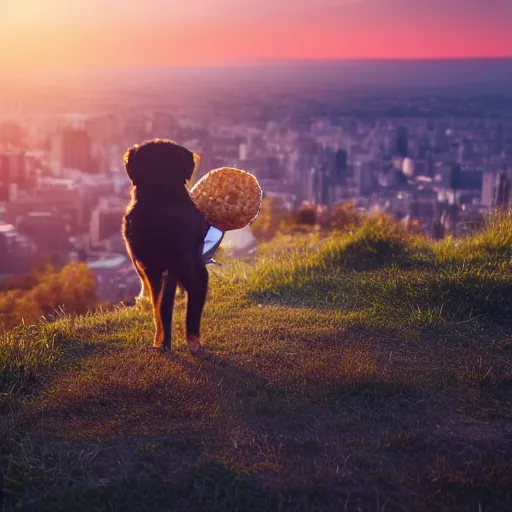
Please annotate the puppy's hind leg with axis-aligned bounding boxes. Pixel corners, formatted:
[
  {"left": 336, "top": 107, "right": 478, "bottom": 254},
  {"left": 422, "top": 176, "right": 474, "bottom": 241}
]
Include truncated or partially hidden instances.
[
  {"left": 136, "top": 262, "right": 166, "bottom": 349},
  {"left": 178, "top": 260, "right": 209, "bottom": 355},
  {"left": 160, "top": 272, "right": 178, "bottom": 350}
]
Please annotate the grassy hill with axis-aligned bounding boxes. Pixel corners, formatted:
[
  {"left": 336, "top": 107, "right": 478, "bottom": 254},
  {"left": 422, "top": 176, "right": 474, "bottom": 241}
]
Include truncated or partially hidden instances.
[{"left": 1, "top": 215, "right": 511, "bottom": 511}]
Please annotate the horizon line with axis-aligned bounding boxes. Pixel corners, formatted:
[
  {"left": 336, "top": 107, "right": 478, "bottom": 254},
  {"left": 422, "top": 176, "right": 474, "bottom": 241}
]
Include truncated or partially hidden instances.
[{"left": 4, "top": 55, "right": 512, "bottom": 73}]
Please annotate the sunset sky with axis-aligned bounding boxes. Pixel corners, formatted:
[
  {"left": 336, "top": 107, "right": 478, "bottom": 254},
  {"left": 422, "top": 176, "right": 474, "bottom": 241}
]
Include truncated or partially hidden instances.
[{"left": 1, "top": 0, "right": 511, "bottom": 68}]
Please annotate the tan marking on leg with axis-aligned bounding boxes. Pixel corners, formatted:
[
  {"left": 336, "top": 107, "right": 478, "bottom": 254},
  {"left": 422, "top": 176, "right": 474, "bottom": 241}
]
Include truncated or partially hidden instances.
[
  {"left": 186, "top": 333, "right": 202, "bottom": 355},
  {"left": 135, "top": 261, "right": 164, "bottom": 348},
  {"left": 152, "top": 282, "right": 165, "bottom": 348}
]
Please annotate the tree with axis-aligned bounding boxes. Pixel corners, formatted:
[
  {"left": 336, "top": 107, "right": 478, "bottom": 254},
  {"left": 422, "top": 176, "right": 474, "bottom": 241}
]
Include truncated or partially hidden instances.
[
  {"left": 250, "top": 198, "right": 287, "bottom": 242},
  {"left": 329, "top": 201, "right": 362, "bottom": 231},
  {"left": 0, "top": 263, "right": 98, "bottom": 331}
]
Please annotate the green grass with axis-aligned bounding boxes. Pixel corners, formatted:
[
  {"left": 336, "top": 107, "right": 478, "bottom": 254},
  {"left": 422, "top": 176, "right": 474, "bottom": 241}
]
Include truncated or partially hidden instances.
[
  {"left": 248, "top": 214, "right": 512, "bottom": 336},
  {"left": 1, "top": 214, "right": 512, "bottom": 511}
]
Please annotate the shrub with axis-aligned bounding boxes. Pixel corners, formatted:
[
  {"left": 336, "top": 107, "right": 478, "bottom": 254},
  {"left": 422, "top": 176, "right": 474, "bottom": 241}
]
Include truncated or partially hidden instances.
[
  {"left": 250, "top": 197, "right": 288, "bottom": 241},
  {"left": 0, "top": 263, "right": 98, "bottom": 331}
]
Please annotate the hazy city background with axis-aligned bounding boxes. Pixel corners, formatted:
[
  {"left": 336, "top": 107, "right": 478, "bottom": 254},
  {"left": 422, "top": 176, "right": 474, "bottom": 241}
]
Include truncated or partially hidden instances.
[{"left": 1, "top": 59, "right": 512, "bottom": 301}]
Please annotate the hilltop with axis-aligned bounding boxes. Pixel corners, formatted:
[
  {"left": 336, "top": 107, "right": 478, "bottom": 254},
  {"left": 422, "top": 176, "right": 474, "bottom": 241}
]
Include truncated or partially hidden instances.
[{"left": 1, "top": 215, "right": 511, "bottom": 511}]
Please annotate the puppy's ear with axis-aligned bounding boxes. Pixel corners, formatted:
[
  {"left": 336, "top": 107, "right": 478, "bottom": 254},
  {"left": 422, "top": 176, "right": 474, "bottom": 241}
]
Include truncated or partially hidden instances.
[
  {"left": 123, "top": 144, "right": 140, "bottom": 183},
  {"left": 189, "top": 152, "right": 202, "bottom": 185}
]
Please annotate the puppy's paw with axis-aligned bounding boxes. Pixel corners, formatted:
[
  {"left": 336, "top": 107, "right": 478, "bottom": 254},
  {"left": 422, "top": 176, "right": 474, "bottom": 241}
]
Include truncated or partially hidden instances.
[
  {"left": 151, "top": 345, "right": 170, "bottom": 356},
  {"left": 152, "top": 339, "right": 165, "bottom": 350},
  {"left": 186, "top": 334, "right": 202, "bottom": 355}
]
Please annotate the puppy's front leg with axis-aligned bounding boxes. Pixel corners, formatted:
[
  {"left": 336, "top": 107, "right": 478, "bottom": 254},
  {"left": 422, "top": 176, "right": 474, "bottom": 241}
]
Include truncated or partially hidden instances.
[
  {"left": 183, "top": 263, "right": 209, "bottom": 354},
  {"left": 160, "top": 272, "right": 178, "bottom": 350}
]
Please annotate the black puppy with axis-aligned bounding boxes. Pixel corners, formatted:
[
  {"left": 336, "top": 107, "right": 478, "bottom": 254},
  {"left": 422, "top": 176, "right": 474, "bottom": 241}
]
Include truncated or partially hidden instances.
[{"left": 122, "top": 139, "right": 209, "bottom": 354}]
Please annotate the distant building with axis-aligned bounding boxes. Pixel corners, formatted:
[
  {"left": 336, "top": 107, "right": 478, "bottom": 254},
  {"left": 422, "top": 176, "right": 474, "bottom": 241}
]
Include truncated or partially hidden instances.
[
  {"left": 355, "top": 162, "right": 374, "bottom": 195},
  {"left": 495, "top": 172, "right": 511, "bottom": 209},
  {"left": 0, "top": 151, "right": 29, "bottom": 202},
  {"left": 8, "top": 178, "right": 87, "bottom": 234},
  {"left": 396, "top": 126, "right": 409, "bottom": 158},
  {"left": 51, "top": 128, "right": 98, "bottom": 175},
  {"left": 319, "top": 168, "right": 331, "bottom": 206},
  {"left": 335, "top": 149, "right": 348, "bottom": 182},
  {"left": 402, "top": 157, "right": 415, "bottom": 177},
  {"left": 87, "top": 253, "right": 132, "bottom": 302},
  {"left": 304, "top": 168, "right": 317, "bottom": 205},
  {"left": 409, "top": 189, "right": 439, "bottom": 231},
  {"left": 481, "top": 172, "right": 495, "bottom": 207},
  {"left": 89, "top": 197, "right": 126, "bottom": 249},
  {"left": 435, "top": 164, "right": 482, "bottom": 193},
  {"left": 455, "top": 169, "right": 483, "bottom": 192},
  {"left": 16, "top": 210, "right": 72, "bottom": 258},
  {"left": 239, "top": 142, "right": 249, "bottom": 161},
  {"left": 0, "top": 222, "right": 36, "bottom": 274}
]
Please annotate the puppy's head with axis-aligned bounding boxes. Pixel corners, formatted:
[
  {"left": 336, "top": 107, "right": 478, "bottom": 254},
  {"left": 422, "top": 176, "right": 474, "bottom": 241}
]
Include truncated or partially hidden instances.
[{"left": 123, "top": 139, "right": 201, "bottom": 191}]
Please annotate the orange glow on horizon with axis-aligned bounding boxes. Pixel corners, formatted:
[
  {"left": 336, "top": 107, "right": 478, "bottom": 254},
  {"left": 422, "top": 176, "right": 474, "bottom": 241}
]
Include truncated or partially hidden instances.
[{"left": 1, "top": 1, "right": 511, "bottom": 69}]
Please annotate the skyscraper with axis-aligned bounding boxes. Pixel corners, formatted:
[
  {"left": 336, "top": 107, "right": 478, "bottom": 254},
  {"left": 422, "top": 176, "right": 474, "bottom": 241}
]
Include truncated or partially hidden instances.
[
  {"left": 51, "top": 128, "right": 97, "bottom": 175},
  {"left": 0, "top": 151, "right": 28, "bottom": 202},
  {"left": 481, "top": 172, "right": 495, "bottom": 207},
  {"left": 335, "top": 149, "right": 348, "bottom": 183},
  {"left": 495, "top": 172, "right": 510, "bottom": 209},
  {"left": 396, "top": 126, "right": 409, "bottom": 158}
]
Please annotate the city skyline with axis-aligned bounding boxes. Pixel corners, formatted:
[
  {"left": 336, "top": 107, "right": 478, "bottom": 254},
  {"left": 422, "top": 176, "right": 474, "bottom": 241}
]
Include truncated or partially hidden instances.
[{"left": 1, "top": 0, "right": 511, "bottom": 69}]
